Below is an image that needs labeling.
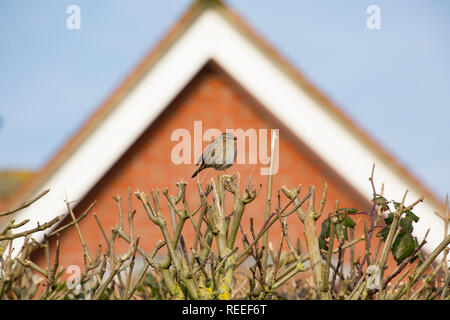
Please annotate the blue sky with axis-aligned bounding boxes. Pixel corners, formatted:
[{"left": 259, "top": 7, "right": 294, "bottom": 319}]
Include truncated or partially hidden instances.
[{"left": 0, "top": 0, "right": 449, "bottom": 197}]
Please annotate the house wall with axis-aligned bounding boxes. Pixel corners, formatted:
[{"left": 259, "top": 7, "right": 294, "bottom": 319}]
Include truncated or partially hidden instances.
[{"left": 32, "top": 65, "right": 382, "bottom": 276}]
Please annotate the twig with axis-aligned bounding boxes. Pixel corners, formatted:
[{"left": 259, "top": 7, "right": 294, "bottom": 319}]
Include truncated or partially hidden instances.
[{"left": 0, "top": 189, "right": 50, "bottom": 217}]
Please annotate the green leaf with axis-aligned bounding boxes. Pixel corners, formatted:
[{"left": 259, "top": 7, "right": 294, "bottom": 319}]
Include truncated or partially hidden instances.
[
  {"left": 337, "top": 207, "right": 358, "bottom": 214},
  {"left": 384, "top": 212, "right": 394, "bottom": 225},
  {"left": 318, "top": 218, "right": 331, "bottom": 250},
  {"left": 319, "top": 236, "right": 328, "bottom": 251},
  {"left": 374, "top": 196, "right": 389, "bottom": 211},
  {"left": 399, "top": 218, "right": 413, "bottom": 233},
  {"left": 405, "top": 210, "right": 419, "bottom": 223},
  {"left": 343, "top": 216, "right": 356, "bottom": 228},
  {"left": 335, "top": 223, "right": 348, "bottom": 242},
  {"left": 319, "top": 219, "right": 331, "bottom": 239},
  {"left": 377, "top": 227, "right": 389, "bottom": 241},
  {"left": 392, "top": 232, "right": 416, "bottom": 264}
]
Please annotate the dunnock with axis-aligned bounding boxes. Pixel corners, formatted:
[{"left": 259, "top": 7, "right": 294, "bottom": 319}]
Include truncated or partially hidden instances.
[{"left": 191, "top": 132, "right": 237, "bottom": 178}]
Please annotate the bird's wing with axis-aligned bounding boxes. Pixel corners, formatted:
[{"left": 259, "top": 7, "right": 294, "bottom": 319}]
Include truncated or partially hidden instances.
[
  {"left": 196, "top": 134, "right": 225, "bottom": 165},
  {"left": 202, "top": 143, "right": 216, "bottom": 165},
  {"left": 224, "top": 138, "right": 236, "bottom": 165},
  {"left": 196, "top": 139, "right": 215, "bottom": 165}
]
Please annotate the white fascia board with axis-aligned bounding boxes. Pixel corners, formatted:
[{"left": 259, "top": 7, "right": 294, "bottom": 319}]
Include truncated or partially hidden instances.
[{"left": 6, "top": 8, "right": 444, "bottom": 257}]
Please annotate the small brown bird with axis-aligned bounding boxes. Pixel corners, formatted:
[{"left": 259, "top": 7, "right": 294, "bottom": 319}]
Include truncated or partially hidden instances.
[{"left": 191, "top": 132, "right": 237, "bottom": 178}]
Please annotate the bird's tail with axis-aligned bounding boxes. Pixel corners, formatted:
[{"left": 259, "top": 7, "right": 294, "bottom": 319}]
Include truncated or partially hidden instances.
[{"left": 191, "top": 165, "right": 203, "bottom": 178}]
